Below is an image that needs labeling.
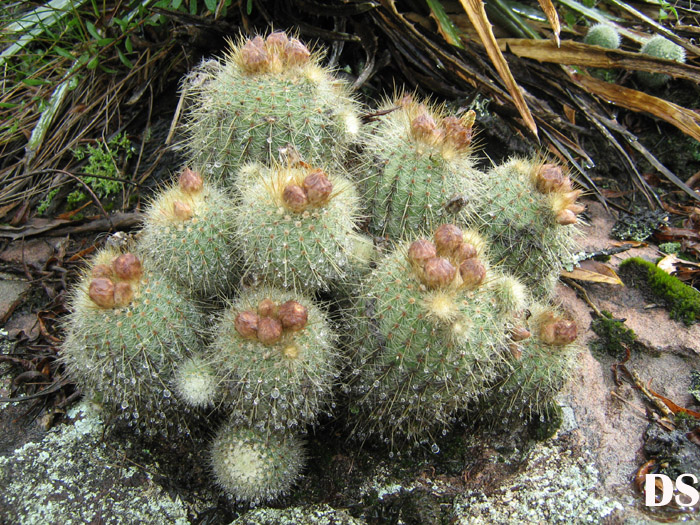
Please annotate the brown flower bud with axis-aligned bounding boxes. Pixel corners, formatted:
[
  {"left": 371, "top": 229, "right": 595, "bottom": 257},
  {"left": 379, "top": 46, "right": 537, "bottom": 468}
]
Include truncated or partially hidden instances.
[
  {"left": 278, "top": 300, "right": 308, "bottom": 331},
  {"left": 556, "top": 209, "right": 578, "bottom": 225},
  {"left": 455, "top": 242, "right": 477, "bottom": 262},
  {"left": 282, "top": 184, "right": 308, "bottom": 212},
  {"left": 459, "top": 258, "right": 486, "bottom": 288},
  {"left": 257, "top": 317, "right": 283, "bottom": 345},
  {"left": 399, "top": 94, "right": 413, "bottom": 107},
  {"left": 568, "top": 203, "right": 586, "bottom": 215},
  {"left": 257, "top": 299, "right": 278, "bottom": 319},
  {"left": 266, "top": 31, "right": 289, "bottom": 49},
  {"left": 179, "top": 167, "right": 203, "bottom": 194},
  {"left": 284, "top": 38, "right": 310, "bottom": 66},
  {"left": 434, "top": 224, "right": 463, "bottom": 256},
  {"left": 112, "top": 253, "right": 142, "bottom": 281},
  {"left": 441, "top": 116, "right": 473, "bottom": 150},
  {"left": 508, "top": 343, "right": 523, "bottom": 360},
  {"left": 173, "top": 201, "right": 193, "bottom": 221},
  {"left": 240, "top": 36, "right": 269, "bottom": 73},
  {"left": 510, "top": 326, "right": 531, "bottom": 342},
  {"left": 113, "top": 282, "right": 134, "bottom": 307},
  {"left": 91, "top": 264, "right": 113, "bottom": 279},
  {"left": 423, "top": 257, "right": 456, "bottom": 288},
  {"left": 303, "top": 169, "right": 333, "bottom": 205},
  {"left": 407, "top": 239, "right": 437, "bottom": 265},
  {"left": 540, "top": 318, "right": 577, "bottom": 346},
  {"left": 411, "top": 112, "right": 437, "bottom": 141},
  {"left": 235, "top": 310, "right": 259, "bottom": 339},
  {"left": 89, "top": 278, "right": 115, "bottom": 308},
  {"left": 537, "top": 164, "right": 572, "bottom": 194}
]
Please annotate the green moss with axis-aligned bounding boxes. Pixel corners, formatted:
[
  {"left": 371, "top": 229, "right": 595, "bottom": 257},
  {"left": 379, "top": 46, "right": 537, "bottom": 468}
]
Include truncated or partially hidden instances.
[
  {"left": 590, "top": 310, "right": 638, "bottom": 356},
  {"left": 619, "top": 257, "right": 700, "bottom": 326}
]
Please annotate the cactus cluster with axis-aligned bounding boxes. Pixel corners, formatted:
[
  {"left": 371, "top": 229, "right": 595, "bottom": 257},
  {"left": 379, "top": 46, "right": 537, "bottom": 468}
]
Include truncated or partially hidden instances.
[{"left": 61, "top": 31, "right": 584, "bottom": 505}]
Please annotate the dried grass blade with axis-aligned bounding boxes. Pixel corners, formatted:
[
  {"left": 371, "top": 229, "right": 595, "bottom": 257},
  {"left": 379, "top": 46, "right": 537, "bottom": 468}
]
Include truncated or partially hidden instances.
[
  {"left": 570, "top": 72, "right": 700, "bottom": 143},
  {"left": 458, "top": 0, "right": 538, "bottom": 137},
  {"left": 537, "top": 0, "right": 560, "bottom": 46},
  {"left": 499, "top": 39, "right": 700, "bottom": 83}
]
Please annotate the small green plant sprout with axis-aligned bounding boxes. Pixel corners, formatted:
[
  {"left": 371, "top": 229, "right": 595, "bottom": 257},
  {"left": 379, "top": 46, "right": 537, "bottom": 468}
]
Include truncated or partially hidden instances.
[
  {"left": 60, "top": 248, "right": 203, "bottom": 435},
  {"left": 210, "top": 422, "right": 306, "bottom": 504},
  {"left": 470, "top": 158, "right": 583, "bottom": 298},
  {"left": 194, "top": 286, "right": 340, "bottom": 433},
  {"left": 619, "top": 257, "right": 700, "bottom": 326},
  {"left": 183, "top": 31, "right": 361, "bottom": 182},
  {"left": 637, "top": 35, "right": 686, "bottom": 87},
  {"left": 346, "top": 224, "right": 527, "bottom": 446},
  {"left": 233, "top": 161, "right": 368, "bottom": 292},
  {"left": 583, "top": 24, "right": 621, "bottom": 49},
  {"left": 71, "top": 131, "right": 134, "bottom": 205},
  {"left": 486, "top": 304, "right": 578, "bottom": 424},
  {"left": 140, "top": 167, "right": 239, "bottom": 297},
  {"left": 360, "top": 94, "right": 484, "bottom": 239}
]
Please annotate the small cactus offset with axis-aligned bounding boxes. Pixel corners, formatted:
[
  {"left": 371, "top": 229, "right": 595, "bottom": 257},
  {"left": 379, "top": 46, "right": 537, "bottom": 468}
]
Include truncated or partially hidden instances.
[
  {"left": 346, "top": 224, "right": 527, "bottom": 445},
  {"left": 360, "top": 95, "right": 484, "bottom": 239},
  {"left": 233, "top": 161, "right": 368, "bottom": 292},
  {"left": 61, "top": 248, "right": 203, "bottom": 434},
  {"left": 210, "top": 422, "right": 306, "bottom": 504},
  {"left": 193, "top": 286, "right": 340, "bottom": 433},
  {"left": 183, "top": 32, "right": 361, "bottom": 182},
  {"left": 470, "top": 159, "right": 584, "bottom": 298},
  {"left": 485, "top": 304, "right": 579, "bottom": 423},
  {"left": 638, "top": 35, "right": 686, "bottom": 87},
  {"left": 140, "top": 167, "right": 239, "bottom": 297},
  {"left": 583, "top": 23, "right": 621, "bottom": 49}
]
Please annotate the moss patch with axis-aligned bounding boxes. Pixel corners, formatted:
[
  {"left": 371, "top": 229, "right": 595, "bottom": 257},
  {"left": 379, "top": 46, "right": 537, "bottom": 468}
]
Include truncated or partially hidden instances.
[
  {"left": 619, "top": 257, "right": 700, "bottom": 326},
  {"left": 590, "top": 310, "right": 639, "bottom": 358}
]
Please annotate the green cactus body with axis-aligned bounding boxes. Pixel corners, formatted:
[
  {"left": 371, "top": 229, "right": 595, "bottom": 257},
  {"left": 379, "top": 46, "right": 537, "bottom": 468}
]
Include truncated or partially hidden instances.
[
  {"left": 61, "top": 249, "right": 203, "bottom": 434},
  {"left": 184, "top": 33, "right": 360, "bottom": 183},
  {"left": 140, "top": 168, "right": 239, "bottom": 297},
  {"left": 210, "top": 422, "right": 306, "bottom": 504},
  {"left": 199, "top": 286, "right": 339, "bottom": 433},
  {"left": 638, "top": 35, "right": 686, "bottom": 87},
  {"left": 487, "top": 304, "right": 578, "bottom": 422},
  {"left": 361, "top": 97, "right": 484, "bottom": 239},
  {"left": 471, "top": 158, "right": 582, "bottom": 298},
  {"left": 583, "top": 23, "right": 621, "bottom": 49},
  {"left": 234, "top": 162, "right": 365, "bottom": 292},
  {"left": 346, "top": 226, "right": 525, "bottom": 445}
]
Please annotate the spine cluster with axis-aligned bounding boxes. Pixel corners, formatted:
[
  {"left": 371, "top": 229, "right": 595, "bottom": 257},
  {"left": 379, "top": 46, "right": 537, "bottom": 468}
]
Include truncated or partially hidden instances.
[{"left": 62, "top": 31, "right": 583, "bottom": 505}]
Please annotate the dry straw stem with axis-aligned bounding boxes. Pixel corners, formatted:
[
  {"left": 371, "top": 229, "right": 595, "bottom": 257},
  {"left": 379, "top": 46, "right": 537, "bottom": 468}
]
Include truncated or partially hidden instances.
[{"left": 459, "top": 0, "right": 538, "bottom": 138}]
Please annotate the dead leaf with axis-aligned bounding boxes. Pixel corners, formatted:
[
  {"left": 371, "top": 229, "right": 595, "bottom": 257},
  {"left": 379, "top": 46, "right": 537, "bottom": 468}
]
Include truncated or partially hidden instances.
[
  {"left": 537, "top": 0, "right": 560, "bottom": 47},
  {"left": 459, "top": 0, "right": 538, "bottom": 137},
  {"left": 657, "top": 254, "right": 680, "bottom": 275},
  {"left": 570, "top": 72, "right": 700, "bottom": 143},
  {"left": 561, "top": 260, "right": 623, "bottom": 285},
  {"left": 647, "top": 386, "right": 700, "bottom": 418},
  {"left": 609, "top": 240, "right": 647, "bottom": 248}
]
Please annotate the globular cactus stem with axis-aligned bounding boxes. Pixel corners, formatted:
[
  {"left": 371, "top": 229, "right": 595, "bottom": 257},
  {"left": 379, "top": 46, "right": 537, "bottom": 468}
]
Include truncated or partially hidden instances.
[
  {"left": 140, "top": 167, "right": 239, "bottom": 297},
  {"left": 637, "top": 35, "right": 686, "bottom": 87},
  {"left": 61, "top": 248, "right": 202, "bottom": 435},
  {"left": 233, "top": 162, "right": 367, "bottom": 292},
  {"left": 210, "top": 422, "right": 306, "bottom": 504},
  {"left": 360, "top": 95, "right": 484, "bottom": 239},
  {"left": 184, "top": 31, "right": 361, "bottom": 182}
]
